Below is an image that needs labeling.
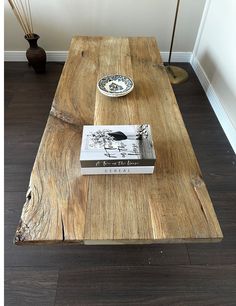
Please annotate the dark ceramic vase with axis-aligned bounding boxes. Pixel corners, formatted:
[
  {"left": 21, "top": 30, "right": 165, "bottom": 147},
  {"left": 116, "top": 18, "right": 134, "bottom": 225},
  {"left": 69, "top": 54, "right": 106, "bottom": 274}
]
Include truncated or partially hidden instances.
[{"left": 25, "top": 34, "right": 46, "bottom": 73}]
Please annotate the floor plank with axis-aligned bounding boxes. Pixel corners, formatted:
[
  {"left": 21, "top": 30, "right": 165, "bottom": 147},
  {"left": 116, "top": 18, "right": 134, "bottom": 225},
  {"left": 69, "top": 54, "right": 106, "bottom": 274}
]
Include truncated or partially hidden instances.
[
  {"left": 5, "top": 267, "right": 58, "bottom": 306},
  {"left": 55, "top": 265, "right": 236, "bottom": 305}
]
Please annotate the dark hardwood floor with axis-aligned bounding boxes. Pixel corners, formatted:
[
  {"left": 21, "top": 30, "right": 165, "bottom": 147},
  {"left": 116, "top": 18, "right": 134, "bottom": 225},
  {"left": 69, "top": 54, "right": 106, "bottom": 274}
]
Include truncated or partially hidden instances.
[{"left": 4, "top": 62, "right": 236, "bottom": 305}]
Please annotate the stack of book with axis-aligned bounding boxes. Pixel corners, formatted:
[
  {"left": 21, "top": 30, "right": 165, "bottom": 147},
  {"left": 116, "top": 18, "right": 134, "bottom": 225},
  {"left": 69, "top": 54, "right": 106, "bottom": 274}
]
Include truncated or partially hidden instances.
[{"left": 80, "top": 124, "right": 156, "bottom": 175}]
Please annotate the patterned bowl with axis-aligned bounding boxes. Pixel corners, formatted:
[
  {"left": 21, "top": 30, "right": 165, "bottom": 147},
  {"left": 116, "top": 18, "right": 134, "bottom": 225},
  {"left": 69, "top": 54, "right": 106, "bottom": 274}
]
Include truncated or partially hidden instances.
[{"left": 97, "top": 74, "right": 134, "bottom": 97}]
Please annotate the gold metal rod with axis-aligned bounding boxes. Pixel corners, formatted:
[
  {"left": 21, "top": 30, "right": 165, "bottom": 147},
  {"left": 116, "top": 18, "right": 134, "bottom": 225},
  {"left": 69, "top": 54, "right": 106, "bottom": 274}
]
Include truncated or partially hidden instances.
[
  {"left": 168, "top": 0, "right": 180, "bottom": 65},
  {"left": 165, "top": 0, "right": 188, "bottom": 84}
]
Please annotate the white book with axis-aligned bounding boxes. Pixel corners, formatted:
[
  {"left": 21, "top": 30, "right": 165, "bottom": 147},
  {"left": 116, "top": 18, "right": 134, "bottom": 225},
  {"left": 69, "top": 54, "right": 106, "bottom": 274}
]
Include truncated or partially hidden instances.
[
  {"left": 81, "top": 166, "right": 155, "bottom": 175},
  {"left": 80, "top": 124, "right": 156, "bottom": 174}
]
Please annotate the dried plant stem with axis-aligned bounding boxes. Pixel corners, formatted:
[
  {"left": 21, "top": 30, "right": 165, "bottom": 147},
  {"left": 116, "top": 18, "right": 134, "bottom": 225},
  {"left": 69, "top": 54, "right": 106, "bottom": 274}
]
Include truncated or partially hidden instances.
[
  {"left": 12, "top": 0, "right": 29, "bottom": 34},
  {"left": 23, "top": 0, "right": 33, "bottom": 37},
  {"left": 26, "top": 0, "right": 34, "bottom": 34},
  {"left": 8, "top": 0, "right": 34, "bottom": 38},
  {"left": 19, "top": 0, "right": 31, "bottom": 34},
  {"left": 9, "top": 0, "right": 26, "bottom": 34}
]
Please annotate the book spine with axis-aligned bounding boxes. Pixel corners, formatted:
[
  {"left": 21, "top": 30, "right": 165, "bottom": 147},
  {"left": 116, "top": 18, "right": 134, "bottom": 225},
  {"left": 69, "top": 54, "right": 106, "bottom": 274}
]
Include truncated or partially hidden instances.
[
  {"left": 81, "top": 166, "right": 155, "bottom": 175},
  {"left": 80, "top": 159, "right": 156, "bottom": 168}
]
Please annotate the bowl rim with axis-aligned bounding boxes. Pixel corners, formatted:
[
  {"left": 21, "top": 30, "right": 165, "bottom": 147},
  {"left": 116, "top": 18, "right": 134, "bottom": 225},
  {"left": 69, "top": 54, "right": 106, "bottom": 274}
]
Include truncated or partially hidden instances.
[{"left": 97, "top": 74, "right": 134, "bottom": 97}]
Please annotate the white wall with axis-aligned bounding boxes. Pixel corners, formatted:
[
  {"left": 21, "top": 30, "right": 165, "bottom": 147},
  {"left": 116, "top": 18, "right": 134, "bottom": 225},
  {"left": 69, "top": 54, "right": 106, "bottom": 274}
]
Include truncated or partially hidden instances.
[
  {"left": 192, "top": 0, "right": 236, "bottom": 152},
  {"left": 4, "top": 0, "right": 205, "bottom": 52}
]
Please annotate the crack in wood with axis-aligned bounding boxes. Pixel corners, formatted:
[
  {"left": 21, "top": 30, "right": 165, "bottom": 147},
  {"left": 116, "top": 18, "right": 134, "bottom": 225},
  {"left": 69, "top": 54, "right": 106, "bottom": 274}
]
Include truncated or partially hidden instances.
[
  {"left": 14, "top": 187, "right": 32, "bottom": 244},
  {"left": 192, "top": 176, "right": 204, "bottom": 188},
  {"left": 152, "top": 63, "right": 165, "bottom": 70},
  {"left": 61, "top": 216, "right": 65, "bottom": 241},
  {"left": 26, "top": 186, "right": 31, "bottom": 201},
  {"left": 15, "top": 219, "right": 29, "bottom": 244},
  {"left": 50, "top": 106, "right": 83, "bottom": 130},
  {"left": 191, "top": 176, "right": 209, "bottom": 224}
]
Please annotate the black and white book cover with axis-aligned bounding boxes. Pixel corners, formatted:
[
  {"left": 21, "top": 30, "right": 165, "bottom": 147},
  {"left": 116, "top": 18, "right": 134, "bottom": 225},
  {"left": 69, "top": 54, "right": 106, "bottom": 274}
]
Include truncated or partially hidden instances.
[{"left": 80, "top": 125, "right": 156, "bottom": 172}]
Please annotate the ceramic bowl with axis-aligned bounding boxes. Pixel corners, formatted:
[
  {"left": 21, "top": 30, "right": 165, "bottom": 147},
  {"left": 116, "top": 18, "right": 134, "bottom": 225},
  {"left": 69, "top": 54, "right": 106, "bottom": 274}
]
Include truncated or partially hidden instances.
[{"left": 97, "top": 74, "right": 134, "bottom": 97}]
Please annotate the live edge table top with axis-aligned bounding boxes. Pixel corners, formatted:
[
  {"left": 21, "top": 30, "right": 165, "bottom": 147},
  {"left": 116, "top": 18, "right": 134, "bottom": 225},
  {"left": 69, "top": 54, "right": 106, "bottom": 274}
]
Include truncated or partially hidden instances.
[{"left": 15, "top": 36, "right": 223, "bottom": 245}]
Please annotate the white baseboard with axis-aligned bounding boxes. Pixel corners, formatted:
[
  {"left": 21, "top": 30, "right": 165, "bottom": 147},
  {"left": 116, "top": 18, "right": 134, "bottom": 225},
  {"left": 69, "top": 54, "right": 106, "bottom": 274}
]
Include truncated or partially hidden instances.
[
  {"left": 4, "top": 51, "right": 27, "bottom": 61},
  {"left": 4, "top": 51, "right": 68, "bottom": 62},
  {"left": 192, "top": 0, "right": 211, "bottom": 60},
  {"left": 46, "top": 51, "right": 68, "bottom": 62},
  {"left": 191, "top": 55, "right": 236, "bottom": 153},
  {"left": 4, "top": 51, "right": 192, "bottom": 63},
  {"left": 160, "top": 52, "right": 192, "bottom": 63}
]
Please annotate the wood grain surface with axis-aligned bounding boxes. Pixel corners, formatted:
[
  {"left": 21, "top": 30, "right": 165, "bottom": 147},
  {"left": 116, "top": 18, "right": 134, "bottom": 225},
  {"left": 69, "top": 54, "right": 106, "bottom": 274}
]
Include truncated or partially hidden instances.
[{"left": 15, "top": 36, "right": 223, "bottom": 244}]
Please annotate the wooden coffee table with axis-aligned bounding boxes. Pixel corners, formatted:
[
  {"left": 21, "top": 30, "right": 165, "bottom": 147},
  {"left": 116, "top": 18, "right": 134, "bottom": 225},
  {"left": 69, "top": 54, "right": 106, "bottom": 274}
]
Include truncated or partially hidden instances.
[{"left": 15, "top": 36, "right": 223, "bottom": 245}]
